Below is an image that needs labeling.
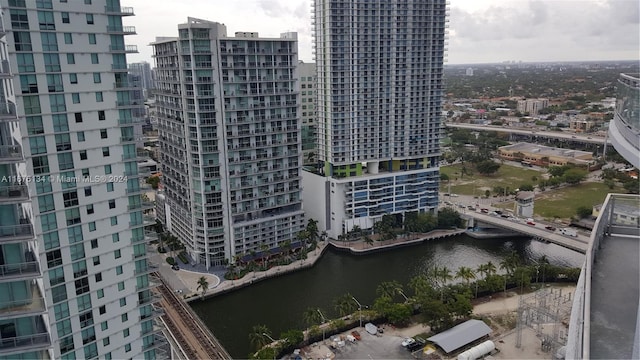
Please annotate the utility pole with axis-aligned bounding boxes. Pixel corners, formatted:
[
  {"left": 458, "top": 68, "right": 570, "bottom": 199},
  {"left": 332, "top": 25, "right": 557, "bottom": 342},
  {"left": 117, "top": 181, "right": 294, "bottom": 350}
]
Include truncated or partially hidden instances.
[{"left": 351, "top": 296, "right": 363, "bottom": 328}]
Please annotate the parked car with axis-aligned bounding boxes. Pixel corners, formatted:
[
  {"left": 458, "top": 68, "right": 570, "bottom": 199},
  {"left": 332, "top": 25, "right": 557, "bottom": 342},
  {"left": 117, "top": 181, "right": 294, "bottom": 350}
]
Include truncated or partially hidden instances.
[
  {"left": 468, "top": 206, "right": 475, "bottom": 210},
  {"left": 351, "top": 331, "right": 361, "bottom": 341},
  {"left": 407, "top": 337, "right": 426, "bottom": 351},
  {"left": 480, "top": 208, "right": 489, "bottom": 214},
  {"left": 401, "top": 338, "right": 415, "bottom": 347},
  {"left": 526, "top": 220, "right": 536, "bottom": 226},
  {"left": 545, "top": 225, "right": 556, "bottom": 231},
  {"left": 171, "top": 264, "right": 180, "bottom": 270}
]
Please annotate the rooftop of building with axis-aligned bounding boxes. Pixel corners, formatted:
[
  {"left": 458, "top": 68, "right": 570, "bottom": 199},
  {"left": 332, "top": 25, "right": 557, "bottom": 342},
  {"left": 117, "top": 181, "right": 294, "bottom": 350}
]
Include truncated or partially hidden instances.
[{"left": 499, "top": 142, "right": 593, "bottom": 159}]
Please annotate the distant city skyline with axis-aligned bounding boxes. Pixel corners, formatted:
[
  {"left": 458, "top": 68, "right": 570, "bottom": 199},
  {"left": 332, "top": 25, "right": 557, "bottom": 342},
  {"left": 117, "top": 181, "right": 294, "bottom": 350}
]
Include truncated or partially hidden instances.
[{"left": 123, "top": 0, "right": 639, "bottom": 65}]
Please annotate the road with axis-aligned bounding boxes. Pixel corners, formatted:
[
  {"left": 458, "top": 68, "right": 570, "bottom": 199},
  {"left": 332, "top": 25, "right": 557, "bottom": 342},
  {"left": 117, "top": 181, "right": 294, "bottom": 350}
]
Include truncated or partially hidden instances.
[
  {"left": 440, "top": 193, "right": 590, "bottom": 253},
  {"left": 445, "top": 123, "right": 608, "bottom": 145}
]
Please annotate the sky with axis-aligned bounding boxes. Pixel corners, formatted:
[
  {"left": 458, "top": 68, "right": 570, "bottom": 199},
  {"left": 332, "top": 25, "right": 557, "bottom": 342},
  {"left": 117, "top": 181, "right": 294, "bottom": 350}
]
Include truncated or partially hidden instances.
[{"left": 123, "top": 0, "right": 640, "bottom": 65}]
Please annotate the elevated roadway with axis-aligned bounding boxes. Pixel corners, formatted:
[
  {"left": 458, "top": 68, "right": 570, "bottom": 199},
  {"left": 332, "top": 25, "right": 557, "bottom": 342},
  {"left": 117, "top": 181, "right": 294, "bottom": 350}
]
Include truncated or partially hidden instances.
[
  {"left": 463, "top": 211, "right": 589, "bottom": 253},
  {"left": 445, "top": 123, "right": 609, "bottom": 146}
]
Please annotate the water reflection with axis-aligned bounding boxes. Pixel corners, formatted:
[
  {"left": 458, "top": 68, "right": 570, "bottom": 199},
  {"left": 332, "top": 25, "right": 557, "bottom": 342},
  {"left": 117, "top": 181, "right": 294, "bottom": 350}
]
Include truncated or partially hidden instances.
[{"left": 191, "top": 235, "right": 583, "bottom": 358}]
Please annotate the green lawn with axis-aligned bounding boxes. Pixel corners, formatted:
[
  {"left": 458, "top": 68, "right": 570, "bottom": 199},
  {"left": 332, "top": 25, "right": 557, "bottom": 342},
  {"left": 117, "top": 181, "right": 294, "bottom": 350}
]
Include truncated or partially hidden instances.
[
  {"left": 440, "top": 163, "right": 543, "bottom": 195},
  {"left": 534, "top": 182, "right": 623, "bottom": 220}
]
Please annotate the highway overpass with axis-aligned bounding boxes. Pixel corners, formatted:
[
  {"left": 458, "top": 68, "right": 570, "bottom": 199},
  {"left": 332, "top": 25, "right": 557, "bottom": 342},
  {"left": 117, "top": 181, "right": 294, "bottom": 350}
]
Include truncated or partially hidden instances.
[{"left": 445, "top": 123, "right": 609, "bottom": 146}]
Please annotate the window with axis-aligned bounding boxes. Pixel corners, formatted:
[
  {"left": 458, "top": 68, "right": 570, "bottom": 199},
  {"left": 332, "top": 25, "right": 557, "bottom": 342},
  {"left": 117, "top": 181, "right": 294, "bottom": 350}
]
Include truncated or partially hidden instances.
[
  {"left": 108, "top": 199, "right": 116, "bottom": 209},
  {"left": 55, "top": 133, "right": 71, "bottom": 151},
  {"left": 88, "top": 222, "right": 96, "bottom": 232},
  {"left": 57, "top": 320, "right": 72, "bottom": 339},
  {"left": 67, "top": 53, "right": 75, "bottom": 64},
  {"left": 26, "top": 116, "right": 44, "bottom": 135},
  {"left": 81, "top": 327, "right": 95, "bottom": 345},
  {"left": 52, "top": 114, "right": 69, "bottom": 132},
  {"left": 62, "top": 190, "right": 78, "bottom": 207},
  {"left": 41, "top": 32, "right": 58, "bottom": 51},
  {"left": 123, "top": 328, "right": 129, "bottom": 337},
  {"left": 98, "top": 110, "right": 106, "bottom": 120},
  {"left": 106, "top": 182, "right": 114, "bottom": 192},
  {"left": 99, "top": 305, "right": 106, "bottom": 315},
  {"left": 69, "top": 73, "right": 77, "bottom": 84},
  {"left": 100, "top": 129, "right": 108, "bottom": 139},
  {"left": 52, "top": 284, "right": 67, "bottom": 303},
  {"left": 38, "top": 11, "right": 56, "bottom": 30},
  {"left": 82, "top": 168, "right": 89, "bottom": 178},
  {"left": 65, "top": 207, "right": 81, "bottom": 225},
  {"left": 10, "top": 9, "right": 29, "bottom": 30},
  {"left": 50, "top": 94, "right": 66, "bottom": 112},
  {"left": 102, "top": 147, "right": 110, "bottom": 157},
  {"left": 114, "top": 249, "right": 121, "bottom": 259},
  {"left": 38, "top": 194, "right": 55, "bottom": 213},
  {"left": 32, "top": 155, "right": 50, "bottom": 174},
  {"left": 91, "top": 239, "right": 98, "bottom": 249},
  {"left": 84, "top": 0, "right": 91, "bottom": 4},
  {"left": 104, "top": 165, "right": 112, "bottom": 174},
  {"left": 54, "top": 302, "right": 70, "bottom": 321},
  {"left": 60, "top": 171, "right": 76, "bottom": 189},
  {"left": 77, "top": 294, "right": 91, "bottom": 312},
  {"left": 93, "top": 72, "right": 101, "bottom": 83},
  {"left": 64, "top": 32, "right": 72, "bottom": 44},
  {"left": 121, "top": 313, "right": 128, "bottom": 322},
  {"left": 43, "top": 231, "right": 60, "bottom": 250},
  {"left": 88, "top": 33, "right": 96, "bottom": 44},
  {"left": 30, "top": 136, "right": 47, "bottom": 155},
  {"left": 86, "top": 14, "right": 94, "bottom": 25},
  {"left": 97, "top": 289, "right": 104, "bottom": 299},
  {"left": 75, "top": 277, "right": 89, "bottom": 295},
  {"left": 36, "top": 0, "right": 53, "bottom": 9},
  {"left": 77, "top": 131, "right": 85, "bottom": 142},
  {"left": 101, "top": 321, "right": 108, "bottom": 331},
  {"left": 75, "top": 112, "right": 83, "bottom": 123},
  {"left": 95, "top": 92, "right": 103, "bottom": 102},
  {"left": 46, "top": 249, "right": 62, "bottom": 268},
  {"left": 79, "top": 150, "right": 87, "bottom": 160},
  {"left": 118, "top": 282, "right": 124, "bottom": 291},
  {"left": 61, "top": 12, "right": 70, "bottom": 23},
  {"left": 125, "top": 344, "right": 131, "bottom": 353},
  {"left": 116, "top": 265, "right": 122, "bottom": 275},
  {"left": 84, "top": 187, "right": 92, "bottom": 196},
  {"left": 67, "top": 226, "right": 83, "bottom": 244},
  {"left": 91, "top": 53, "right": 99, "bottom": 64},
  {"left": 112, "top": 233, "right": 119, "bottom": 242},
  {"left": 23, "top": 95, "right": 41, "bottom": 114},
  {"left": 86, "top": 204, "right": 93, "bottom": 214},
  {"left": 119, "top": 298, "right": 126, "bottom": 307},
  {"left": 17, "top": 54, "right": 35, "bottom": 73},
  {"left": 110, "top": 216, "right": 117, "bottom": 226},
  {"left": 47, "top": 74, "right": 64, "bottom": 93},
  {"left": 72, "top": 259, "right": 87, "bottom": 278},
  {"left": 58, "top": 152, "right": 74, "bottom": 170},
  {"left": 49, "top": 268, "right": 65, "bottom": 287},
  {"left": 20, "top": 74, "right": 38, "bottom": 94},
  {"left": 13, "top": 31, "right": 32, "bottom": 51},
  {"left": 72, "top": 93, "right": 80, "bottom": 103},
  {"left": 103, "top": 337, "right": 109, "bottom": 346}
]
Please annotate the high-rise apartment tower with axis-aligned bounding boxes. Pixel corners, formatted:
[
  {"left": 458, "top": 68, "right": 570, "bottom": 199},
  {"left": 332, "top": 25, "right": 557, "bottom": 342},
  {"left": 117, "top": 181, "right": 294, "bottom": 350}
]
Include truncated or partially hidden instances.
[
  {"left": 153, "top": 18, "right": 305, "bottom": 268},
  {"left": 304, "top": 0, "right": 448, "bottom": 238},
  {"left": 1, "top": 0, "right": 162, "bottom": 359}
]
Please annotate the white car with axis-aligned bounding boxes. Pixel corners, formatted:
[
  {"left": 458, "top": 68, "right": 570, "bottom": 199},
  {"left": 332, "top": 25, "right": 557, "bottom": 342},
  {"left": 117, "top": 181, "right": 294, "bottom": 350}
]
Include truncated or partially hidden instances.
[{"left": 402, "top": 338, "right": 415, "bottom": 347}]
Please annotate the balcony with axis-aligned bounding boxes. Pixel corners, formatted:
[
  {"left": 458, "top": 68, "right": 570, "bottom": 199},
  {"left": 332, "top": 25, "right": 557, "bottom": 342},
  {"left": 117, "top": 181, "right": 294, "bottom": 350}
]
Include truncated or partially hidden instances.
[
  {"left": 126, "top": 183, "right": 153, "bottom": 195},
  {"left": 0, "top": 223, "right": 34, "bottom": 243},
  {"left": 111, "top": 63, "right": 128, "bottom": 72},
  {"left": 105, "top": 6, "right": 135, "bottom": 16},
  {"left": 109, "top": 44, "right": 139, "bottom": 53},
  {"left": 116, "top": 100, "right": 142, "bottom": 109},
  {"left": 0, "top": 145, "right": 24, "bottom": 164},
  {"left": 135, "top": 280, "right": 160, "bottom": 292},
  {"left": 122, "top": 150, "right": 150, "bottom": 161},
  {"left": 0, "top": 284, "right": 46, "bottom": 318},
  {"left": 0, "top": 60, "right": 11, "bottom": 79},
  {"left": 0, "top": 184, "right": 29, "bottom": 204},
  {"left": 144, "top": 230, "right": 159, "bottom": 242},
  {"left": 130, "top": 215, "right": 156, "bottom": 228},
  {"left": 137, "top": 294, "right": 162, "bottom": 306},
  {"left": 106, "top": 25, "right": 137, "bottom": 35},
  {"left": 0, "top": 103, "right": 18, "bottom": 122},
  {"left": 127, "top": 201, "right": 154, "bottom": 212},
  {"left": 0, "top": 259, "right": 41, "bottom": 282},
  {"left": 118, "top": 117, "right": 144, "bottom": 125},
  {"left": 0, "top": 333, "right": 51, "bottom": 355}
]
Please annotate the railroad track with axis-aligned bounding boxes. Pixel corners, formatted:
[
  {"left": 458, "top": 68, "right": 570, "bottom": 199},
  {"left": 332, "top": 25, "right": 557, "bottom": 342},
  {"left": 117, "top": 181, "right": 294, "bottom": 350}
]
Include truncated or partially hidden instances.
[{"left": 153, "top": 272, "right": 231, "bottom": 359}]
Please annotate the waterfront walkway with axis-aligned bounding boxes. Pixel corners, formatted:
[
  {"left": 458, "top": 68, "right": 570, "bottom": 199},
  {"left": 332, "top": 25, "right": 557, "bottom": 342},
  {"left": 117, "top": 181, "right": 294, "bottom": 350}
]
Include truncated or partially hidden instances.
[{"left": 329, "top": 229, "right": 466, "bottom": 253}]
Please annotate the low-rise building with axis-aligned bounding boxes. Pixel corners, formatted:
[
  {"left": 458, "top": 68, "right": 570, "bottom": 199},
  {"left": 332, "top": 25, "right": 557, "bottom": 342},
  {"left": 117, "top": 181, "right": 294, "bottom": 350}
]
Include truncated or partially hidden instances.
[
  {"left": 515, "top": 191, "right": 535, "bottom": 218},
  {"left": 570, "top": 119, "right": 597, "bottom": 132},
  {"left": 498, "top": 142, "right": 594, "bottom": 168}
]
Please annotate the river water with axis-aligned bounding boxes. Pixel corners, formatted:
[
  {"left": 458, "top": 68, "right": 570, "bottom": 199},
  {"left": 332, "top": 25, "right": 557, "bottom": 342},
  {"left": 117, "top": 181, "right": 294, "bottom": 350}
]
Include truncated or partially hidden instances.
[{"left": 190, "top": 235, "right": 584, "bottom": 358}]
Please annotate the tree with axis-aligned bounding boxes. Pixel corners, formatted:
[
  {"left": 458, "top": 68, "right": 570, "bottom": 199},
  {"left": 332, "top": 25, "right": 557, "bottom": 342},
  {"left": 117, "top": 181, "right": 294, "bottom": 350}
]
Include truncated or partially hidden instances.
[
  {"left": 455, "top": 266, "right": 476, "bottom": 286},
  {"left": 279, "top": 329, "right": 303, "bottom": 349},
  {"left": 306, "top": 219, "right": 319, "bottom": 243},
  {"left": 249, "top": 325, "right": 271, "bottom": 351},
  {"left": 440, "top": 173, "right": 450, "bottom": 182},
  {"left": 476, "top": 160, "right": 501, "bottom": 175},
  {"left": 576, "top": 206, "right": 592, "bottom": 219},
  {"left": 376, "top": 280, "right": 404, "bottom": 301},
  {"left": 363, "top": 235, "right": 374, "bottom": 248},
  {"left": 437, "top": 208, "right": 462, "bottom": 229},
  {"left": 196, "top": 276, "right": 209, "bottom": 300},
  {"left": 333, "top": 293, "right": 357, "bottom": 317},
  {"left": 302, "top": 307, "right": 324, "bottom": 326},
  {"left": 563, "top": 168, "right": 588, "bottom": 185},
  {"left": 519, "top": 184, "right": 534, "bottom": 192},
  {"left": 146, "top": 176, "right": 160, "bottom": 189}
]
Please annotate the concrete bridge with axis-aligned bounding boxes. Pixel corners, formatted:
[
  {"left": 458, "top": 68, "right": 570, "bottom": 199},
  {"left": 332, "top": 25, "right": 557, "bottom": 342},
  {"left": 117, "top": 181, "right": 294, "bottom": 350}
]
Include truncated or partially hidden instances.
[{"left": 462, "top": 211, "right": 589, "bottom": 254}]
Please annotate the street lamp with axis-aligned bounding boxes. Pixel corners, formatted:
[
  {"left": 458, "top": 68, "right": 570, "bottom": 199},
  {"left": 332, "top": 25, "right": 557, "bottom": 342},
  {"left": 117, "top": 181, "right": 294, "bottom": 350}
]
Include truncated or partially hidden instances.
[
  {"left": 351, "top": 296, "right": 363, "bottom": 328},
  {"left": 262, "top": 333, "right": 277, "bottom": 360},
  {"left": 398, "top": 289, "right": 409, "bottom": 301},
  {"left": 317, "top": 309, "right": 326, "bottom": 342}
]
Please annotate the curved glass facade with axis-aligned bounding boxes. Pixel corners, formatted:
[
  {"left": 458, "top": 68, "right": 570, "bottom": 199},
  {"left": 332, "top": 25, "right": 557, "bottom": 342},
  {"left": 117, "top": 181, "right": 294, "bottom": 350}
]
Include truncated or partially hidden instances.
[{"left": 609, "top": 73, "right": 640, "bottom": 168}]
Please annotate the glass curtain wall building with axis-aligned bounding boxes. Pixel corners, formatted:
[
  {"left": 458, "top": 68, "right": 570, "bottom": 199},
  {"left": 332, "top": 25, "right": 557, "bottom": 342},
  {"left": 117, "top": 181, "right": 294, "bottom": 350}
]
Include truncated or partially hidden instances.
[
  {"left": 153, "top": 18, "right": 305, "bottom": 269},
  {"left": 304, "top": 0, "right": 448, "bottom": 238},
  {"left": 1, "top": 0, "right": 162, "bottom": 359}
]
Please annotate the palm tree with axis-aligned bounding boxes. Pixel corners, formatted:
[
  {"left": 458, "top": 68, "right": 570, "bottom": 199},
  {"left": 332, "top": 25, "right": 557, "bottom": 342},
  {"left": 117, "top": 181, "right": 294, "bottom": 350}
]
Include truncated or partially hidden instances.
[
  {"left": 350, "top": 225, "right": 362, "bottom": 241},
  {"left": 485, "top": 261, "right": 497, "bottom": 276},
  {"left": 302, "top": 307, "right": 324, "bottom": 326},
  {"left": 196, "top": 276, "right": 209, "bottom": 300},
  {"left": 456, "top": 266, "right": 476, "bottom": 286},
  {"left": 306, "top": 218, "right": 319, "bottom": 243},
  {"left": 333, "top": 293, "right": 357, "bottom": 317},
  {"left": 437, "top": 266, "right": 454, "bottom": 287},
  {"left": 249, "top": 324, "right": 271, "bottom": 351},
  {"left": 376, "top": 280, "right": 403, "bottom": 300},
  {"left": 363, "top": 235, "right": 374, "bottom": 248},
  {"left": 476, "top": 263, "right": 489, "bottom": 281}
]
